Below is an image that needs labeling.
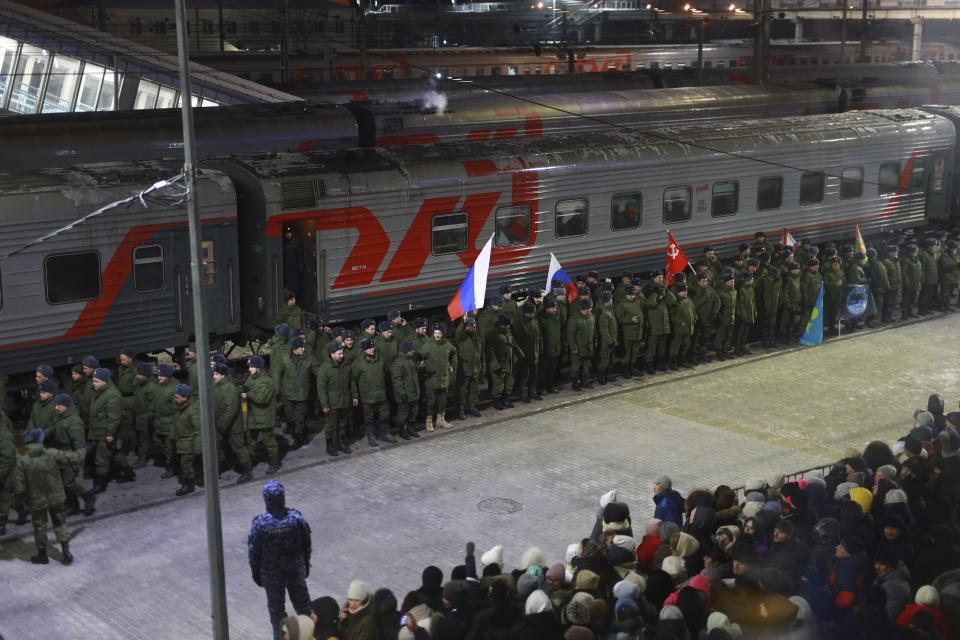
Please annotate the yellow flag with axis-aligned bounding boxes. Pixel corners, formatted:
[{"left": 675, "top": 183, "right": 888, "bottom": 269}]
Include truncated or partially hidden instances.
[{"left": 854, "top": 224, "right": 867, "bottom": 256}]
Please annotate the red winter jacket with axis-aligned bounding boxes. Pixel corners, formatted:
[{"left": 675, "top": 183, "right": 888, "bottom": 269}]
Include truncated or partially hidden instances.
[
  {"left": 636, "top": 535, "right": 661, "bottom": 573},
  {"left": 896, "top": 603, "right": 948, "bottom": 636}
]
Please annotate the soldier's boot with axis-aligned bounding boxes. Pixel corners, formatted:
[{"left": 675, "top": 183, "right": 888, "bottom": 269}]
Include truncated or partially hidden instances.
[
  {"left": 623, "top": 363, "right": 633, "bottom": 379},
  {"left": 65, "top": 495, "right": 81, "bottom": 517},
  {"left": 236, "top": 470, "right": 254, "bottom": 484},
  {"left": 458, "top": 406, "right": 467, "bottom": 420},
  {"left": 60, "top": 542, "right": 73, "bottom": 566},
  {"left": 131, "top": 455, "right": 147, "bottom": 470},
  {"left": 406, "top": 421, "right": 420, "bottom": 438},
  {"left": 425, "top": 416, "right": 436, "bottom": 432},
  {"left": 379, "top": 422, "right": 397, "bottom": 444},
  {"left": 436, "top": 414, "right": 453, "bottom": 429},
  {"left": 645, "top": 361, "right": 656, "bottom": 375},
  {"left": 117, "top": 465, "right": 136, "bottom": 484},
  {"left": 502, "top": 396, "right": 516, "bottom": 408},
  {"left": 365, "top": 422, "right": 379, "bottom": 447},
  {"left": 30, "top": 547, "right": 49, "bottom": 565},
  {"left": 398, "top": 423, "right": 412, "bottom": 440},
  {"left": 668, "top": 357, "right": 679, "bottom": 371},
  {"left": 339, "top": 439, "right": 352, "bottom": 455},
  {"left": 522, "top": 391, "right": 532, "bottom": 402},
  {"left": 468, "top": 407, "right": 482, "bottom": 418},
  {"left": 633, "top": 360, "right": 644, "bottom": 376},
  {"left": 175, "top": 483, "right": 195, "bottom": 496},
  {"left": 571, "top": 380, "right": 582, "bottom": 392},
  {"left": 532, "top": 391, "right": 544, "bottom": 401},
  {"left": 680, "top": 354, "right": 694, "bottom": 369},
  {"left": 160, "top": 467, "right": 176, "bottom": 480},
  {"left": 82, "top": 492, "right": 97, "bottom": 517},
  {"left": 325, "top": 438, "right": 340, "bottom": 457},
  {"left": 657, "top": 359, "right": 669, "bottom": 372},
  {"left": 607, "top": 369, "right": 617, "bottom": 383}
]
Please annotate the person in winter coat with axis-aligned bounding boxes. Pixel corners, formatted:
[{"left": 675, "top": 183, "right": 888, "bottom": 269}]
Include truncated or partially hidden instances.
[
  {"left": 827, "top": 536, "right": 872, "bottom": 612},
  {"left": 896, "top": 585, "right": 949, "bottom": 637},
  {"left": 249, "top": 480, "right": 313, "bottom": 640},
  {"left": 871, "top": 546, "right": 911, "bottom": 621},
  {"left": 830, "top": 584, "right": 899, "bottom": 640},
  {"left": 636, "top": 518, "right": 662, "bottom": 573},
  {"left": 653, "top": 475, "right": 684, "bottom": 526},
  {"left": 766, "top": 520, "right": 810, "bottom": 590},
  {"left": 15, "top": 428, "right": 82, "bottom": 565},
  {"left": 339, "top": 580, "right": 378, "bottom": 640}
]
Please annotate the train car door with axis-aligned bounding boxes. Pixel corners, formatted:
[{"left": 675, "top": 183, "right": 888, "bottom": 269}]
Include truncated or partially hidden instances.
[
  {"left": 170, "top": 227, "right": 235, "bottom": 338},
  {"left": 281, "top": 220, "right": 320, "bottom": 316},
  {"left": 926, "top": 150, "right": 953, "bottom": 221}
]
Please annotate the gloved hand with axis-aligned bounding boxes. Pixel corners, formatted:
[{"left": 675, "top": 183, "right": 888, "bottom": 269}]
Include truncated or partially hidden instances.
[
  {"left": 252, "top": 569, "right": 262, "bottom": 587},
  {"left": 304, "top": 563, "right": 311, "bottom": 579}
]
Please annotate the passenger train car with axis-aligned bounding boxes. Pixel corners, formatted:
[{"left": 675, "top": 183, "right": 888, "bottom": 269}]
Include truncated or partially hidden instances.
[
  {"left": 195, "top": 40, "right": 944, "bottom": 83},
  {"left": 0, "top": 108, "right": 955, "bottom": 384},
  {"left": 4, "top": 78, "right": 960, "bottom": 171}
]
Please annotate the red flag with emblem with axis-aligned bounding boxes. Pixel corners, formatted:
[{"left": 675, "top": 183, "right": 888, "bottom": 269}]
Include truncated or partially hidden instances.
[{"left": 665, "top": 231, "right": 689, "bottom": 286}]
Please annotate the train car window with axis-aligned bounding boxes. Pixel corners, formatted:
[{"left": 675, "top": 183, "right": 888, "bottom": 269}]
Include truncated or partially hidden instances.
[
  {"left": 495, "top": 205, "right": 530, "bottom": 246},
  {"left": 133, "top": 245, "right": 165, "bottom": 293},
  {"left": 879, "top": 163, "right": 901, "bottom": 195},
  {"left": 201, "top": 241, "right": 216, "bottom": 287},
  {"left": 757, "top": 176, "right": 783, "bottom": 211},
  {"left": 555, "top": 199, "right": 588, "bottom": 238},
  {"left": 492, "top": 66, "right": 502, "bottom": 76},
  {"left": 711, "top": 182, "right": 739, "bottom": 217},
  {"left": 841, "top": 167, "right": 864, "bottom": 199},
  {"left": 933, "top": 158, "right": 946, "bottom": 192},
  {"left": 800, "top": 173, "right": 824, "bottom": 205},
  {"left": 663, "top": 187, "right": 692, "bottom": 224},
  {"left": 909, "top": 160, "right": 926, "bottom": 191},
  {"left": 432, "top": 213, "right": 468, "bottom": 255},
  {"left": 611, "top": 193, "right": 642, "bottom": 230},
  {"left": 45, "top": 252, "right": 101, "bottom": 305}
]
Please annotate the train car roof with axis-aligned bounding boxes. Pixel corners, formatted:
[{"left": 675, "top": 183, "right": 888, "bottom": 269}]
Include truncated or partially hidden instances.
[
  {"left": 0, "top": 160, "right": 226, "bottom": 196},
  {"left": 227, "top": 109, "right": 950, "bottom": 181}
]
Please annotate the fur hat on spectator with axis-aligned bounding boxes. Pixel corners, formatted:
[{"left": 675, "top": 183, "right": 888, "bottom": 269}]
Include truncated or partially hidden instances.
[
  {"left": 546, "top": 563, "right": 565, "bottom": 583},
  {"left": 885, "top": 489, "right": 908, "bottom": 505},
  {"left": 614, "top": 598, "right": 640, "bottom": 623},
  {"left": 613, "top": 580, "right": 640, "bottom": 602},
  {"left": 662, "top": 556, "right": 686, "bottom": 582},
  {"left": 645, "top": 518, "right": 663, "bottom": 537},
  {"left": 835, "top": 482, "right": 857, "bottom": 499},
  {"left": 525, "top": 590, "right": 552, "bottom": 615},
  {"left": 916, "top": 585, "right": 940, "bottom": 607},
  {"left": 612, "top": 535, "right": 637, "bottom": 554},
  {"left": 520, "top": 547, "right": 546, "bottom": 570},
  {"left": 280, "top": 615, "right": 315, "bottom": 640},
  {"left": 517, "top": 573, "right": 541, "bottom": 599},
  {"left": 574, "top": 570, "right": 600, "bottom": 592},
  {"left": 564, "top": 600, "right": 591, "bottom": 626},
  {"left": 347, "top": 580, "right": 369, "bottom": 601},
  {"left": 481, "top": 545, "right": 504, "bottom": 568}
]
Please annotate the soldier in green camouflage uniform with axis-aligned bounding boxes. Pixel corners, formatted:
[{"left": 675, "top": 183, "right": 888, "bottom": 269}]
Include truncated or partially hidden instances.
[
  {"left": 154, "top": 364, "right": 178, "bottom": 471},
  {"left": 115, "top": 349, "right": 138, "bottom": 458},
  {"left": 455, "top": 317, "right": 484, "bottom": 419},
  {"left": 900, "top": 244, "right": 922, "bottom": 319},
  {"left": 779, "top": 262, "right": 803, "bottom": 342},
  {"left": 88, "top": 369, "right": 134, "bottom": 493},
  {"left": 567, "top": 297, "right": 596, "bottom": 390},
  {"left": 486, "top": 315, "right": 520, "bottom": 409},
  {"left": 595, "top": 292, "right": 619, "bottom": 384},
  {"left": 0, "top": 409, "right": 18, "bottom": 535},
  {"left": 353, "top": 338, "right": 395, "bottom": 447},
  {"left": 643, "top": 281, "right": 672, "bottom": 374},
  {"left": 277, "top": 291, "right": 306, "bottom": 331},
  {"left": 614, "top": 285, "right": 645, "bottom": 377},
  {"left": 692, "top": 273, "right": 720, "bottom": 362},
  {"left": 27, "top": 380, "right": 58, "bottom": 432},
  {"left": 16, "top": 427, "right": 82, "bottom": 565},
  {"left": 387, "top": 309, "right": 415, "bottom": 343},
  {"left": 49, "top": 394, "right": 95, "bottom": 517},
  {"left": 514, "top": 302, "right": 543, "bottom": 400},
  {"left": 918, "top": 237, "right": 940, "bottom": 315},
  {"left": 668, "top": 284, "right": 696, "bottom": 369},
  {"left": 420, "top": 323, "right": 457, "bottom": 430},
  {"left": 715, "top": 272, "right": 738, "bottom": 360},
  {"left": 130, "top": 363, "right": 156, "bottom": 469},
  {"left": 866, "top": 248, "right": 891, "bottom": 324},
  {"left": 939, "top": 240, "right": 959, "bottom": 311},
  {"left": 171, "top": 384, "right": 201, "bottom": 496},
  {"left": 822, "top": 257, "right": 845, "bottom": 332},
  {"left": 274, "top": 335, "right": 320, "bottom": 450},
  {"left": 69, "top": 364, "right": 91, "bottom": 434},
  {"left": 734, "top": 271, "right": 757, "bottom": 356},
  {"left": 212, "top": 362, "right": 252, "bottom": 483},
  {"left": 184, "top": 344, "right": 199, "bottom": 392},
  {"left": 391, "top": 341, "right": 421, "bottom": 440},
  {"left": 761, "top": 267, "right": 783, "bottom": 347},
  {"left": 315, "top": 345, "right": 357, "bottom": 457},
  {"left": 538, "top": 296, "right": 564, "bottom": 392},
  {"left": 243, "top": 355, "right": 283, "bottom": 471}
]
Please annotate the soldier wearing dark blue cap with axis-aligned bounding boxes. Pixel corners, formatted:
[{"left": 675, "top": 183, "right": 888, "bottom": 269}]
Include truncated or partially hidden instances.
[
  {"left": 50, "top": 393, "right": 96, "bottom": 518},
  {"left": 274, "top": 334, "right": 320, "bottom": 451},
  {"left": 596, "top": 292, "right": 618, "bottom": 385},
  {"left": 154, "top": 364, "right": 179, "bottom": 473},
  {"left": 761, "top": 267, "right": 783, "bottom": 348},
  {"left": 918, "top": 236, "right": 940, "bottom": 315},
  {"left": 278, "top": 291, "right": 306, "bottom": 331},
  {"left": 668, "top": 284, "right": 696, "bottom": 369},
  {"left": 375, "top": 320, "right": 398, "bottom": 365},
  {"left": 17, "top": 427, "right": 81, "bottom": 565},
  {"left": 212, "top": 361, "right": 252, "bottom": 484},
  {"left": 643, "top": 283, "right": 673, "bottom": 374},
  {"left": 486, "top": 315, "right": 520, "bottom": 410},
  {"left": 184, "top": 343, "right": 199, "bottom": 398},
  {"left": 420, "top": 323, "right": 457, "bottom": 430},
  {"left": 88, "top": 367, "right": 133, "bottom": 494},
  {"left": 27, "top": 380, "right": 57, "bottom": 432},
  {"left": 692, "top": 273, "right": 719, "bottom": 363},
  {"left": 242, "top": 355, "right": 282, "bottom": 472},
  {"left": 388, "top": 308, "right": 414, "bottom": 342},
  {"left": 715, "top": 272, "right": 738, "bottom": 360},
  {"left": 390, "top": 340, "right": 421, "bottom": 439},
  {"left": 568, "top": 297, "right": 596, "bottom": 390},
  {"left": 901, "top": 244, "right": 921, "bottom": 319},
  {"left": 130, "top": 362, "right": 156, "bottom": 469},
  {"left": 454, "top": 317, "right": 483, "bottom": 420},
  {"left": 779, "top": 261, "right": 803, "bottom": 343},
  {"left": 115, "top": 349, "right": 139, "bottom": 460},
  {"left": 514, "top": 302, "right": 542, "bottom": 401},
  {"left": 316, "top": 341, "right": 357, "bottom": 456},
  {"left": 538, "top": 295, "right": 564, "bottom": 392},
  {"left": 270, "top": 326, "right": 293, "bottom": 407},
  {"left": 354, "top": 337, "right": 395, "bottom": 447},
  {"left": 0, "top": 408, "right": 16, "bottom": 535},
  {"left": 171, "top": 384, "right": 200, "bottom": 496},
  {"left": 734, "top": 271, "right": 757, "bottom": 356},
  {"left": 478, "top": 295, "right": 503, "bottom": 344},
  {"left": 939, "top": 240, "right": 958, "bottom": 311}
]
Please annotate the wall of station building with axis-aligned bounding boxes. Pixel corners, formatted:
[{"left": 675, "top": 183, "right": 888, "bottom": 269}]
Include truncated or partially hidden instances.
[{"left": 0, "top": 34, "right": 221, "bottom": 114}]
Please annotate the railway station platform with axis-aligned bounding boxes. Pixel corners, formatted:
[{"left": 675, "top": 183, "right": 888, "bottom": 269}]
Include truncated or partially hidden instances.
[{"left": 1, "top": 311, "right": 957, "bottom": 638}]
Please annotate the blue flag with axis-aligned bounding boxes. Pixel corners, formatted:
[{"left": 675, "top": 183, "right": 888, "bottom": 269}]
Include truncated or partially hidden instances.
[{"left": 800, "top": 283, "right": 824, "bottom": 346}]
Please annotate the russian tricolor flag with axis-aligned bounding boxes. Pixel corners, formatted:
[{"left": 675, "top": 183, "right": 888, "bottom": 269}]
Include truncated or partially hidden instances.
[
  {"left": 447, "top": 235, "right": 494, "bottom": 320},
  {"left": 545, "top": 253, "right": 578, "bottom": 303}
]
